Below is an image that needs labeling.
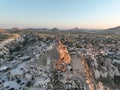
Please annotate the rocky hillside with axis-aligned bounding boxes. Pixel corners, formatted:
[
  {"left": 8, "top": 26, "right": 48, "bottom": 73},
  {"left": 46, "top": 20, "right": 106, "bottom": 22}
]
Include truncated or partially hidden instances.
[{"left": 0, "top": 31, "right": 120, "bottom": 90}]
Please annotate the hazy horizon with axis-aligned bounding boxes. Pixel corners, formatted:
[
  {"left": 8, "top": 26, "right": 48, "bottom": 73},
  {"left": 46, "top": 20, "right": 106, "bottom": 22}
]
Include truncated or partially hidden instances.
[{"left": 0, "top": 0, "right": 120, "bottom": 29}]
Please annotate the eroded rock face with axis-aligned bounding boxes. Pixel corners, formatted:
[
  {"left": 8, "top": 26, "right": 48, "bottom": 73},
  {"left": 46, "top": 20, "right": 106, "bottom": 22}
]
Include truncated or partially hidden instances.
[
  {"left": 55, "top": 40, "right": 71, "bottom": 71},
  {"left": 94, "top": 65, "right": 120, "bottom": 79},
  {"left": 96, "top": 82, "right": 110, "bottom": 90},
  {"left": 0, "top": 32, "right": 120, "bottom": 90},
  {"left": 0, "top": 33, "right": 56, "bottom": 90},
  {"left": 51, "top": 40, "right": 88, "bottom": 90},
  {"left": 93, "top": 57, "right": 120, "bottom": 80},
  {"left": 3, "top": 81, "right": 20, "bottom": 90},
  {"left": 57, "top": 40, "right": 71, "bottom": 64},
  {"left": 81, "top": 55, "right": 96, "bottom": 90},
  {"left": 53, "top": 39, "right": 113, "bottom": 90}
]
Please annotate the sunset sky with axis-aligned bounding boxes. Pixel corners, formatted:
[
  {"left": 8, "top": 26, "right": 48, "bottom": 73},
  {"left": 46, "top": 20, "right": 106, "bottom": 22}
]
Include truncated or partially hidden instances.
[{"left": 0, "top": 0, "right": 120, "bottom": 29}]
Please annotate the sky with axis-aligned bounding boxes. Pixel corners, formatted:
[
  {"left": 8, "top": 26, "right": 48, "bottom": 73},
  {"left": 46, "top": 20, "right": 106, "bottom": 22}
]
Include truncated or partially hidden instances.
[{"left": 0, "top": 0, "right": 120, "bottom": 29}]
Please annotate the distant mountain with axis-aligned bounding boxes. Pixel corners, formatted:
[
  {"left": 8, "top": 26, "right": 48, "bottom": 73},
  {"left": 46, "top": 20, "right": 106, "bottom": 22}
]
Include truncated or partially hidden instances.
[
  {"left": 24, "top": 28, "right": 50, "bottom": 31},
  {"left": 103, "top": 26, "right": 120, "bottom": 34},
  {"left": 106, "top": 26, "right": 120, "bottom": 31},
  {"left": 51, "top": 28, "right": 60, "bottom": 31},
  {"left": 66, "top": 26, "right": 120, "bottom": 34},
  {"left": 2, "top": 25, "right": 120, "bottom": 34},
  {"left": 64, "top": 27, "right": 102, "bottom": 34}
]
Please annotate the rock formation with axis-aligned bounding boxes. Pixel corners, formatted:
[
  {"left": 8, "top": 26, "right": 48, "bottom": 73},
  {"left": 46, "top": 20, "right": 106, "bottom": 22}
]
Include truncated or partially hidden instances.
[
  {"left": 81, "top": 54, "right": 96, "bottom": 90},
  {"left": 55, "top": 39, "right": 71, "bottom": 71}
]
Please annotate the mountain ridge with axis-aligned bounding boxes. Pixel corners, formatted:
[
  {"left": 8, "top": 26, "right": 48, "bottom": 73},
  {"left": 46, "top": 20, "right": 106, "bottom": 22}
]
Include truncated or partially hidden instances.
[{"left": 1, "top": 25, "right": 120, "bottom": 33}]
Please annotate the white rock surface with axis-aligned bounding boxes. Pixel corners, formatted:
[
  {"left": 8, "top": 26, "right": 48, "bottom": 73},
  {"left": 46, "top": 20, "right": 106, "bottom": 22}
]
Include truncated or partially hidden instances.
[
  {"left": 4, "top": 81, "right": 20, "bottom": 90},
  {"left": 11, "top": 68, "right": 24, "bottom": 76}
]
